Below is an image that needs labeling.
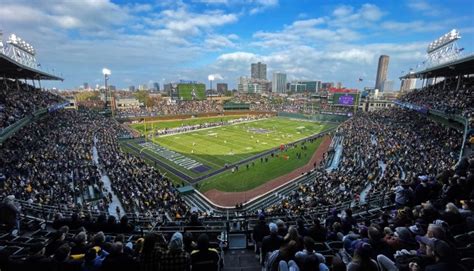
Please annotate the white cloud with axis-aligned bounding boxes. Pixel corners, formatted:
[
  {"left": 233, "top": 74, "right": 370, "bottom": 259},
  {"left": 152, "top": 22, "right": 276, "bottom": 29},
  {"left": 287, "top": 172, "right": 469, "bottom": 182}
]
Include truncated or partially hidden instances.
[
  {"left": 204, "top": 34, "right": 237, "bottom": 49},
  {"left": 407, "top": 0, "right": 440, "bottom": 16},
  {"left": 249, "top": 0, "right": 279, "bottom": 14},
  {"left": 381, "top": 21, "right": 444, "bottom": 32},
  {"left": 330, "top": 3, "right": 384, "bottom": 28},
  {"left": 218, "top": 52, "right": 258, "bottom": 62}
]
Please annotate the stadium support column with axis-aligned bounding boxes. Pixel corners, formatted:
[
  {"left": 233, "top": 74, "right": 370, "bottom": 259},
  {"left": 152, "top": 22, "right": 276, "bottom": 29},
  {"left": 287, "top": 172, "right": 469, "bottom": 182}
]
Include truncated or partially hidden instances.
[
  {"left": 456, "top": 74, "right": 462, "bottom": 91},
  {"left": 104, "top": 74, "right": 108, "bottom": 110}
]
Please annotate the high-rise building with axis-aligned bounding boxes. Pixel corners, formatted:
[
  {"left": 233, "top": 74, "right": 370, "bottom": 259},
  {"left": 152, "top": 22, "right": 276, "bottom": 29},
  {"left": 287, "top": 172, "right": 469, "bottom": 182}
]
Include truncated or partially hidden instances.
[
  {"left": 238, "top": 77, "right": 250, "bottom": 93},
  {"left": 83, "top": 82, "right": 89, "bottom": 90},
  {"left": 138, "top": 84, "right": 148, "bottom": 91},
  {"left": 128, "top": 85, "right": 135, "bottom": 92},
  {"left": 400, "top": 77, "right": 417, "bottom": 92},
  {"left": 375, "top": 55, "right": 390, "bottom": 91},
  {"left": 251, "top": 62, "right": 267, "bottom": 80},
  {"left": 336, "top": 82, "right": 342, "bottom": 89},
  {"left": 152, "top": 82, "right": 160, "bottom": 92},
  {"left": 290, "top": 82, "right": 307, "bottom": 92},
  {"left": 321, "top": 82, "right": 334, "bottom": 90},
  {"left": 216, "top": 83, "right": 228, "bottom": 93},
  {"left": 272, "top": 72, "right": 287, "bottom": 93}
]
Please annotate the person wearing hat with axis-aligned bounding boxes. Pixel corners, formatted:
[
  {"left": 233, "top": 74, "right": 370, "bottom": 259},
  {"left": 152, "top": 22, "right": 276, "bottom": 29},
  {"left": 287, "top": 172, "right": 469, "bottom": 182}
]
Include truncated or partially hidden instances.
[
  {"left": 262, "top": 223, "right": 284, "bottom": 265},
  {"left": 415, "top": 236, "right": 462, "bottom": 271},
  {"left": 159, "top": 232, "right": 191, "bottom": 271}
]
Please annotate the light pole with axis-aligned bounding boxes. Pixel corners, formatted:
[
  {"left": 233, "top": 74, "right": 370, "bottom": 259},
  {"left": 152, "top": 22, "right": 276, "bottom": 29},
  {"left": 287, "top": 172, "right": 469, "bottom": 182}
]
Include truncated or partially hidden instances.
[
  {"left": 102, "top": 68, "right": 111, "bottom": 110},
  {"left": 208, "top": 74, "right": 215, "bottom": 100}
]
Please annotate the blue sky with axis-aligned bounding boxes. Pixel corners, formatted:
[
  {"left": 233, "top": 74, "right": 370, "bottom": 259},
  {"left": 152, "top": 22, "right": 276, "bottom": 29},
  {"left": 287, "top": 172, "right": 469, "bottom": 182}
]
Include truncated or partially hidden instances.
[{"left": 1, "top": 0, "right": 473, "bottom": 90}]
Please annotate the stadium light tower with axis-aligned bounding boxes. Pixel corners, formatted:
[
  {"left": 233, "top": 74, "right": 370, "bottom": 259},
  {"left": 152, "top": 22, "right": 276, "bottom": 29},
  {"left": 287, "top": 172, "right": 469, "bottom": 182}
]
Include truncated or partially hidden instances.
[
  {"left": 102, "top": 68, "right": 111, "bottom": 110},
  {"left": 208, "top": 74, "right": 215, "bottom": 99}
]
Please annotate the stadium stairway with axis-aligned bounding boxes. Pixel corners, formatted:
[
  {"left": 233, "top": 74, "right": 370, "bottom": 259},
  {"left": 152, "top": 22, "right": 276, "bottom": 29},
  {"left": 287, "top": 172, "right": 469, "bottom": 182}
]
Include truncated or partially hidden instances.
[
  {"left": 222, "top": 249, "right": 261, "bottom": 271},
  {"left": 182, "top": 193, "right": 227, "bottom": 216}
]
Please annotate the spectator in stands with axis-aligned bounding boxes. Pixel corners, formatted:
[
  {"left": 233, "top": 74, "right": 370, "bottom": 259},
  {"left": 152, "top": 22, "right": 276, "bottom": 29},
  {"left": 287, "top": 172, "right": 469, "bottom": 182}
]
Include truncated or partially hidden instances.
[
  {"left": 0, "top": 195, "right": 20, "bottom": 234},
  {"left": 284, "top": 226, "right": 303, "bottom": 251},
  {"left": 296, "top": 218, "right": 308, "bottom": 237},
  {"left": 101, "top": 242, "right": 135, "bottom": 271},
  {"left": 266, "top": 240, "right": 299, "bottom": 271},
  {"left": 341, "top": 209, "right": 357, "bottom": 234},
  {"left": 295, "top": 236, "right": 328, "bottom": 271},
  {"left": 139, "top": 233, "right": 162, "bottom": 271},
  {"left": 253, "top": 214, "right": 269, "bottom": 256},
  {"left": 159, "top": 232, "right": 190, "bottom": 271},
  {"left": 308, "top": 218, "right": 327, "bottom": 243},
  {"left": 70, "top": 232, "right": 88, "bottom": 255},
  {"left": 261, "top": 223, "right": 284, "bottom": 265},
  {"left": 45, "top": 227, "right": 68, "bottom": 256},
  {"left": 190, "top": 233, "right": 220, "bottom": 271},
  {"left": 394, "top": 181, "right": 414, "bottom": 208},
  {"left": 347, "top": 242, "right": 378, "bottom": 271},
  {"left": 15, "top": 242, "right": 51, "bottom": 271},
  {"left": 52, "top": 244, "right": 82, "bottom": 270},
  {"left": 276, "top": 219, "right": 288, "bottom": 237},
  {"left": 82, "top": 247, "right": 109, "bottom": 271}
]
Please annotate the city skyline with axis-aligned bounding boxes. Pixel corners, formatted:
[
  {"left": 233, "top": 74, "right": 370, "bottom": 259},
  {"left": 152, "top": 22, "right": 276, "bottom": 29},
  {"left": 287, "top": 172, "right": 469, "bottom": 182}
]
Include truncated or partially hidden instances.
[{"left": 1, "top": 0, "right": 473, "bottom": 90}]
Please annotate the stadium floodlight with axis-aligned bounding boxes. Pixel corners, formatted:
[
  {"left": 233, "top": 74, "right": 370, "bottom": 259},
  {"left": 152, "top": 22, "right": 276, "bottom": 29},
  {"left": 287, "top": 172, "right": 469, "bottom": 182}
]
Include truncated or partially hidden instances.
[
  {"left": 102, "top": 68, "right": 111, "bottom": 76},
  {"left": 102, "top": 68, "right": 111, "bottom": 111},
  {"left": 427, "top": 29, "right": 460, "bottom": 53}
]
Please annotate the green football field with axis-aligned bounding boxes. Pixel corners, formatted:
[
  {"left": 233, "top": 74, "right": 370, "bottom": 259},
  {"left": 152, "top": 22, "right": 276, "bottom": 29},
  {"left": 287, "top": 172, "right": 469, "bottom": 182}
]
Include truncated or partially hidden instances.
[
  {"left": 125, "top": 116, "right": 336, "bottom": 192},
  {"left": 130, "top": 115, "right": 247, "bottom": 135},
  {"left": 148, "top": 117, "right": 333, "bottom": 175},
  {"left": 198, "top": 136, "right": 324, "bottom": 192}
]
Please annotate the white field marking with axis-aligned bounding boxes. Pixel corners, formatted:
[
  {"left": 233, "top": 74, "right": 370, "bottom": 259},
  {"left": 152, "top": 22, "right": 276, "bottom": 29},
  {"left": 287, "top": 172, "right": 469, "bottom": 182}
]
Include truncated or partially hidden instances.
[{"left": 155, "top": 117, "right": 271, "bottom": 138}]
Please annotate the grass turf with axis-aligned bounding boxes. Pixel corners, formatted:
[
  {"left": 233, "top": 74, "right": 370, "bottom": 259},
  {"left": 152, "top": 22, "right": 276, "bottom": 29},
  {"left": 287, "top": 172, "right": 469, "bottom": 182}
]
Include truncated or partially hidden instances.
[
  {"left": 150, "top": 117, "right": 333, "bottom": 171},
  {"left": 130, "top": 115, "right": 247, "bottom": 134},
  {"left": 198, "top": 137, "right": 324, "bottom": 193}
]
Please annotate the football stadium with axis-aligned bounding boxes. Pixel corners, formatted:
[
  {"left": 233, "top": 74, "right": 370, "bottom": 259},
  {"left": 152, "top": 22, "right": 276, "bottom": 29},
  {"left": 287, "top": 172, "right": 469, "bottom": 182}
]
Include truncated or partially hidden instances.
[{"left": 0, "top": 1, "right": 474, "bottom": 271}]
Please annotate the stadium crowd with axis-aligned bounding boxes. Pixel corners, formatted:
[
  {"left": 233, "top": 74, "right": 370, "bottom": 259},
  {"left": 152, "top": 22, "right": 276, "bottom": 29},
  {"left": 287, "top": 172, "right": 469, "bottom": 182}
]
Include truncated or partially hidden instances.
[
  {"left": 252, "top": 150, "right": 473, "bottom": 270},
  {"left": 399, "top": 77, "right": 474, "bottom": 117},
  {"left": 1, "top": 111, "right": 106, "bottom": 211},
  {"left": 0, "top": 80, "right": 63, "bottom": 130},
  {"left": 116, "top": 100, "right": 223, "bottom": 118},
  {"left": 0, "top": 108, "right": 188, "bottom": 221},
  {"left": 268, "top": 107, "right": 463, "bottom": 215},
  {"left": 96, "top": 124, "right": 188, "bottom": 218}
]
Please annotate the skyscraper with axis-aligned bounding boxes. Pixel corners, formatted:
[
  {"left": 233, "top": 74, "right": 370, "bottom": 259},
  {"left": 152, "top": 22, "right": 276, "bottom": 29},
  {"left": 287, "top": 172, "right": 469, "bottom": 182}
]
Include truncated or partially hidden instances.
[
  {"left": 272, "top": 72, "right": 287, "bottom": 93},
  {"left": 216, "top": 83, "right": 228, "bottom": 93},
  {"left": 251, "top": 62, "right": 267, "bottom": 80},
  {"left": 153, "top": 82, "right": 160, "bottom": 92},
  {"left": 375, "top": 55, "right": 390, "bottom": 91}
]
